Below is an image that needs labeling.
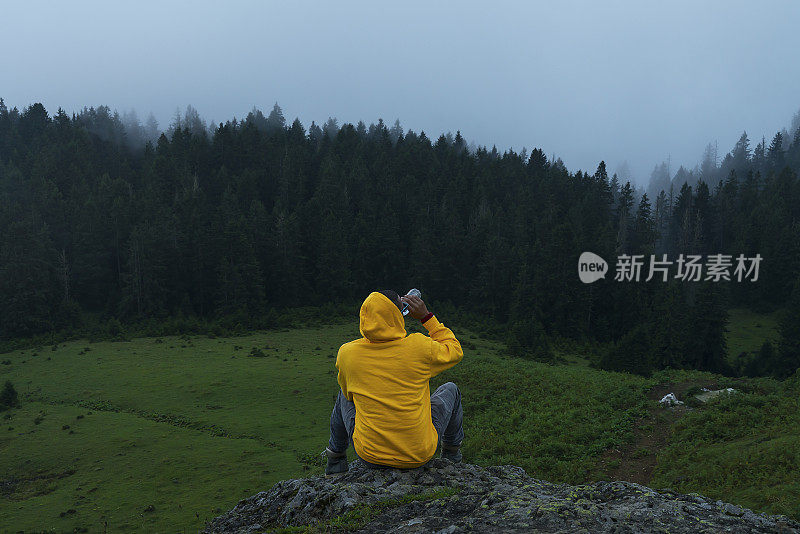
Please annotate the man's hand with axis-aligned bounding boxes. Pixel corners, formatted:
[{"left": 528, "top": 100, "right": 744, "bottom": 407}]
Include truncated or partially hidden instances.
[{"left": 400, "top": 294, "right": 430, "bottom": 321}]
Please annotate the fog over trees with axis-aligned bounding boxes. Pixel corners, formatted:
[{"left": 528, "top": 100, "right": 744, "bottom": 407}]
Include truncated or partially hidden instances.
[{"left": 646, "top": 109, "right": 800, "bottom": 201}]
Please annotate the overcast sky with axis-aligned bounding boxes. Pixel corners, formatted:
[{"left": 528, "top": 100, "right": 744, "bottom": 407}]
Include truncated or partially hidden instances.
[{"left": 3, "top": 0, "right": 799, "bottom": 184}]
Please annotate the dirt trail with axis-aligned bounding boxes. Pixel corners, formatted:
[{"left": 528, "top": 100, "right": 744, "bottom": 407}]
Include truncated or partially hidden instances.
[{"left": 596, "top": 379, "right": 721, "bottom": 485}]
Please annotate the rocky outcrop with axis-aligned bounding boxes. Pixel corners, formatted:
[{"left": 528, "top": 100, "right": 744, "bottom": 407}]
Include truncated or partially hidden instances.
[{"left": 204, "top": 459, "right": 799, "bottom": 533}]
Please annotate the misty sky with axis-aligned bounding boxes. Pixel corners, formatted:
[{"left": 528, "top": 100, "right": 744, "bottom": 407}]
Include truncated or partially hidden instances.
[{"left": 3, "top": 0, "right": 800, "bottom": 185}]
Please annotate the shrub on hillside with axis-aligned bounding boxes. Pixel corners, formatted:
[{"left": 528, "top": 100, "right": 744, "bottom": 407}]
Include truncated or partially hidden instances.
[
  {"left": 1, "top": 380, "right": 19, "bottom": 410},
  {"left": 248, "top": 347, "right": 267, "bottom": 358},
  {"left": 738, "top": 341, "right": 777, "bottom": 377},
  {"left": 599, "top": 324, "right": 654, "bottom": 375},
  {"left": 783, "top": 368, "right": 800, "bottom": 393},
  {"left": 104, "top": 317, "right": 129, "bottom": 341},
  {"left": 506, "top": 317, "right": 553, "bottom": 362}
]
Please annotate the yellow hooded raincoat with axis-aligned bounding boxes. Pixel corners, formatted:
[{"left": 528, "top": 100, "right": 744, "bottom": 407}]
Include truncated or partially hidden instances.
[{"left": 335, "top": 292, "right": 463, "bottom": 468}]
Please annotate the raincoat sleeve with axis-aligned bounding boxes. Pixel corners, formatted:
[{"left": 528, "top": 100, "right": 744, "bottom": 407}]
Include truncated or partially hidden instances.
[
  {"left": 335, "top": 347, "right": 352, "bottom": 400},
  {"left": 422, "top": 316, "right": 463, "bottom": 376}
]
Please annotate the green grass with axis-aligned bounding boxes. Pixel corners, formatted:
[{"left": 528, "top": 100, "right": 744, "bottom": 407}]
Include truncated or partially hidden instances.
[
  {"left": 2, "top": 315, "right": 799, "bottom": 531},
  {"left": 650, "top": 372, "right": 800, "bottom": 519},
  {"left": 431, "top": 347, "right": 651, "bottom": 483},
  {"left": 0, "top": 321, "right": 651, "bottom": 531},
  {"left": 0, "top": 323, "right": 362, "bottom": 532},
  {"left": 725, "top": 307, "right": 781, "bottom": 360}
]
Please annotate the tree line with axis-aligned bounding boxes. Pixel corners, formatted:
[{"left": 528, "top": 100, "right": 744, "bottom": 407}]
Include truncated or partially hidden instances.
[{"left": 0, "top": 100, "right": 798, "bottom": 377}]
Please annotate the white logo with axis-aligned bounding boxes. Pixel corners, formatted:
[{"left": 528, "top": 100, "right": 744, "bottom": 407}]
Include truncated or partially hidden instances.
[{"left": 578, "top": 252, "right": 608, "bottom": 284}]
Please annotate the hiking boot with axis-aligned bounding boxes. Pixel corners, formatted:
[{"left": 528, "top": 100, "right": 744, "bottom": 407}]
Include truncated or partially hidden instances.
[
  {"left": 441, "top": 444, "right": 462, "bottom": 464},
  {"left": 324, "top": 447, "right": 348, "bottom": 475}
]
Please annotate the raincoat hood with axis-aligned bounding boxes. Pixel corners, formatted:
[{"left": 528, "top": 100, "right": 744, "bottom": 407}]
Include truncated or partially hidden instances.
[{"left": 359, "top": 292, "right": 406, "bottom": 342}]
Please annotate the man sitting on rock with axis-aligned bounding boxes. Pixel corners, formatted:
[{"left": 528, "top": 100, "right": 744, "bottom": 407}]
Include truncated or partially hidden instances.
[{"left": 325, "top": 290, "right": 464, "bottom": 474}]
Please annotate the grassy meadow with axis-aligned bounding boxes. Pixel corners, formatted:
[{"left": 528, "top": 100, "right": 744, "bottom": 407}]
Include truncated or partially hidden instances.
[
  {"left": 1, "top": 323, "right": 358, "bottom": 532},
  {"left": 1, "top": 311, "right": 798, "bottom": 531},
  {"left": 650, "top": 369, "right": 800, "bottom": 519},
  {"left": 725, "top": 307, "right": 782, "bottom": 360}
]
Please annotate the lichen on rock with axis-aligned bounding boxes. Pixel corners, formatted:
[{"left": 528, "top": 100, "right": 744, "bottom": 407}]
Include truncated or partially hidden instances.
[{"left": 204, "top": 459, "right": 799, "bottom": 533}]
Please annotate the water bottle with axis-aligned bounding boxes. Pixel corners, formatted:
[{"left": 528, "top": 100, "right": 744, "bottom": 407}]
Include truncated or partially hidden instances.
[{"left": 401, "top": 288, "right": 422, "bottom": 316}]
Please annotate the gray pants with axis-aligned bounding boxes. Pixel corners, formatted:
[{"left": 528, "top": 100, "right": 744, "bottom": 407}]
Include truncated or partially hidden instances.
[{"left": 327, "top": 382, "right": 464, "bottom": 464}]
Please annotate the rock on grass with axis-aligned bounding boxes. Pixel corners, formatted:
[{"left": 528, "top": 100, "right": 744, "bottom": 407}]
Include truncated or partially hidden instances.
[{"left": 204, "top": 459, "right": 799, "bottom": 533}]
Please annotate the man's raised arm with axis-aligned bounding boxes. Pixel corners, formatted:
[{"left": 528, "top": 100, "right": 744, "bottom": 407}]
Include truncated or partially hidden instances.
[{"left": 400, "top": 294, "right": 464, "bottom": 376}]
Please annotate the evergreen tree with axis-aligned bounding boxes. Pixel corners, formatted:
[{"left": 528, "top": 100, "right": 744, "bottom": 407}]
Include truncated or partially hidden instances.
[
  {"left": 752, "top": 136, "right": 767, "bottom": 175},
  {"left": 388, "top": 119, "right": 403, "bottom": 145},
  {"left": 700, "top": 143, "right": 717, "bottom": 183},
  {"left": 768, "top": 131, "right": 785, "bottom": 171},
  {"left": 693, "top": 181, "right": 713, "bottom": 254},
  {"left": 776, "top": 279, "right": 800, "bottom": 378},
  {"left": 654, "top": 190, "right": 668, "bottom": 253},
  {"left": 615, "top": 181, "right": 634, "bottom": 252},
  {"left": 686, "top": 283, "right": 729, "bottom": 374},
  {"left": 0, "top": 218, "right": 60, "bottom": 337},
  {"left": 632, "top": 193, "right": 656, "bottom": 255},
  {"left": 731, "top": 131, "right": 751, "bottom": 170},
  {"left": 670, "top": 183, "right": 693, "bottom": 254},
  {"left": 308, "top": 121, "right": 323, "bottom": 147},
  {"left": 609, "top": 173, "right": 620, "bottom": 206},
  {"left": 647, "top": 161, "right": 670, "bottom": 200},
  {"left": 266, "top": 103, "right": 286, "bottom": 132}
]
